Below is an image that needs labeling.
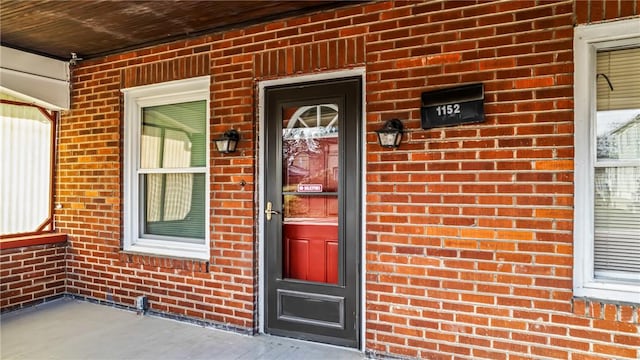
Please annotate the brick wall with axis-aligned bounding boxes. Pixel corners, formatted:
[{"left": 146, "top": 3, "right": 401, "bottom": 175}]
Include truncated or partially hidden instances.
[
  {"left": 362, "top": 1, "right": 638, "bottom": 359},
  {"left": 0, "top": 240, "right": 67, "bottom": 311},
  {"left": 575, "top": 0, "right": 639, "bottom": 24},
  {"left": 56, "top": 1, "right": 640, "bottom": 359}
]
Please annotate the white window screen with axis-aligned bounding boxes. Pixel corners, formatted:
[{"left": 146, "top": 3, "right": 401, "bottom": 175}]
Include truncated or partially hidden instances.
[
  {"left": 0, "top": 96, "right": 53, "bottom": 235},
  {"left": 593, "top": 47, "right": 640, "bottom": 281},
  {"left": 139, "top": 101, "right": 206, "bottom": 242}
]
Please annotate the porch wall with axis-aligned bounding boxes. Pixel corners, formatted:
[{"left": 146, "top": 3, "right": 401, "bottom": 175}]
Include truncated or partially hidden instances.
[
  {"left": 0, "top": 240, "right": 67, "bottom": 311},
  {"left": 56, "top": 1, "right": 639, "bottom": 359}
]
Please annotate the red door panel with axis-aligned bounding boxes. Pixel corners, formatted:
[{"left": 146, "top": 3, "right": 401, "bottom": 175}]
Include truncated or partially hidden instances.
[{"left": 284, "top": 223, "right": 338, "bottom": 284}]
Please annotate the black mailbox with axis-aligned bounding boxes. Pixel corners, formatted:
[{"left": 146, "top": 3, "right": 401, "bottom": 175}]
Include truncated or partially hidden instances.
[{"left": 421, "top": 83, "right": 485, "bottom": 129}]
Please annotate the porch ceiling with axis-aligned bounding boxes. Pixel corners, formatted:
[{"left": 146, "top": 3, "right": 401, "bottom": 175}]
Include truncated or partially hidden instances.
[{"left": 0, "top": 0, "right": 354, "bottom": 61}]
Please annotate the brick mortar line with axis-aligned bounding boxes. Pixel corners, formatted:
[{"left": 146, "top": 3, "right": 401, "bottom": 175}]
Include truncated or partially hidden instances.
[
  {"left": 391, "top": 229, "right": 571, "bottom": 235},
  {"left": 66, "top": 279, "right": 253, "bottom": 301},
  {"left": 366, "top": 32, "right": 574, "bottom": 53},
  {"left": 368, "top": 213, "right": 571, "bottom": 217},
  {"left": 365, "top": 301, "right": 637, "bottom": 330},
  {"left": 368, "top": 184, "right": 573, "bottom": 188},
  {"left": 369, "top": 208, "right": 572, "bottom": 213},
  {"left": 368, "top": 331, "right": 635, "bottom": 359},
  {"left": 243, "top": 9, "right": 573, "bottom": 48},
  {"left": 69, "top": 260, "right": 254, "bottom": 277},
  {"left": 367, "top": 165, "right": 575, "bottom": 169},
  {"left": 369, "top": 87, "right": 573, "bottom": 97},
  {"left": 368, "top": 235, "right": 571, "bottom": 241},
  {"left": 366, "top": 324, "right": 640, "bottom": 352},
  {"left": 367, "top": 266, "right": 572, "bottom": 276},
  {"left": 366, "top": 83, "right": 574, "bottom": 94}
]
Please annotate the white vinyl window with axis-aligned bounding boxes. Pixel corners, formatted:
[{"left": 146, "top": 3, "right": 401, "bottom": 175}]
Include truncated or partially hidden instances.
[
  {"left": 574, "top": 19, "right": 640, "bottom": 303},
  {"left": 122, "top": 77, "right": 210, "bottom": 259}
]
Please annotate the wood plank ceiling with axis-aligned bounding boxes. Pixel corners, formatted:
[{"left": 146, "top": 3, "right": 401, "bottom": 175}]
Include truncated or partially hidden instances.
[{"left": 0, "top": 0, "right": 354, "bottom": 60}]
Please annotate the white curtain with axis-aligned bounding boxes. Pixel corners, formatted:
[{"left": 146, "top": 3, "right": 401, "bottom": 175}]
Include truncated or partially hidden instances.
[{"left": 0, "top": 99, "right": 52, "bottom": 235}]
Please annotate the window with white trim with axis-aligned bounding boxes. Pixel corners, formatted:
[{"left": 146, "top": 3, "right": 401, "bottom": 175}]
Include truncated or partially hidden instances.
[
  {"left": 122, "top": 77, "right": 210, "bottom": 260},
  {"left": 574, "top": 19, "right": 640, "bottom": 303}
]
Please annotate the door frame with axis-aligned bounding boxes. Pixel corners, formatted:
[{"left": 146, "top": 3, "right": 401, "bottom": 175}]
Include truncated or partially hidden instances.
[{"left": 257, "top": 68, "right": 366, "bottom": 350}]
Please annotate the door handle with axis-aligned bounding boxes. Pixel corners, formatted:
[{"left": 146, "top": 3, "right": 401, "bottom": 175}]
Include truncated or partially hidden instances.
[{"left": 265, "top": 201, "right": 280, "bottom": 221}]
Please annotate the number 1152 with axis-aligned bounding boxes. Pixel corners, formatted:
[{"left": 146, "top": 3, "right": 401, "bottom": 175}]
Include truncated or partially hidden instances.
[{"left": 435, "top": 104, "right": 461, "bottom": 116}]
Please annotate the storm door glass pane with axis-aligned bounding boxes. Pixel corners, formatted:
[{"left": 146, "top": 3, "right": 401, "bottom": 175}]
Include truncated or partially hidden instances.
[{"left": 282, "top": 104, "right": 339, "bottom": 284}]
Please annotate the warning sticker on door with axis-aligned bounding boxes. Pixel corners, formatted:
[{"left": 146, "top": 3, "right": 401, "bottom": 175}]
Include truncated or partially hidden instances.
[{"left": 297, "top": 184, "right": 323, "bottom": 192}]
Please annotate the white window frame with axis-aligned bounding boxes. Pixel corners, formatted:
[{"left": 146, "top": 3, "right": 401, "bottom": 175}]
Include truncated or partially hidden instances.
[
  {"left": 122, "top": 76, "right": 210, "bottom": 260},
  {"left": 573, "top": 18, "right": 640, "bottom": 303}
]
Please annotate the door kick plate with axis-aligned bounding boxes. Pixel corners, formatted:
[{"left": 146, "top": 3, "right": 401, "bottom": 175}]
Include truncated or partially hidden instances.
[{"left": 277, "top": 289, "right": 345, "bottom": 329}]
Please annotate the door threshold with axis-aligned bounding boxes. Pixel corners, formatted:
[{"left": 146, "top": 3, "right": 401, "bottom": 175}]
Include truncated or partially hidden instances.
[{"left": 260, "top": 332, "right": 363, "bottom": 355}]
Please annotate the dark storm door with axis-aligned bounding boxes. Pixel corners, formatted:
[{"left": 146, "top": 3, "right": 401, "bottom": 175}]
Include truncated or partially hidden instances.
[{"left": 264, "top": 77, "right": 361, "bottom": 348}]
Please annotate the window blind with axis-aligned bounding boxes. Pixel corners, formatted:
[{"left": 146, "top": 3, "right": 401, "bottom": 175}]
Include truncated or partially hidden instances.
[
  {"left": 597, "top": 47, "right": 640, "bottom": 111},
  {"left": 594, "top": 167, "right": 640, "bottom": 275}
]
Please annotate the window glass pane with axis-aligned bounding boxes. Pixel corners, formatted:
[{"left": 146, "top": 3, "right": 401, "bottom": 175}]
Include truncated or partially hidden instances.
[
  {"left": 596, "top": 110, "right": 640, "bottom": 160},
  {"left": 596, "top": 47, "right": 640, "bottom": 161},
  {"left": 596, "top": 47, "right": 640, "bottom": 111},
  {"left": 141, "top": 100, "right": 206, "bottom": 168},
  {"left": 594, "top": 166, "right": 640, "bottom": 278},
  {"left": 142, "top": 172, "right": 205, "bottom": 241},
  {"left": 593, "top": 46, "right": 640, "bottom": 282},
  {"left": 0, "top": 101, "right": 52, "bottom": 235}
]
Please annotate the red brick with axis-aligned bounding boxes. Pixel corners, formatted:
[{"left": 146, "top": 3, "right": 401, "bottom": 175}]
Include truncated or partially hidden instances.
[
  {"left": 614, "top": 334, "right": 640, "bottom": 347},
  {"left": 594, "top": 344, "right": 637, "bottom": 358}
]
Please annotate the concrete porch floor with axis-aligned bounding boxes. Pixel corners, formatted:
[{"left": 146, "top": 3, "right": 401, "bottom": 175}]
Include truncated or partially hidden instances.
[{"left": 1, "top": 298, "right": 366, "bottom": 360}]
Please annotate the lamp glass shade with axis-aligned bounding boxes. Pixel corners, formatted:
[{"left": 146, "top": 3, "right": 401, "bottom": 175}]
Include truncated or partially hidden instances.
[
  {"left": 376, "top": 132, "right": 400, "bottom": 148},
  {"left": 215, "top": 139, "right": 237, "bottom": 153},
  {"left": 214, "top": 129, "right": 239, "bottom": 154},
  {"left": 375, "top": 119, "right": 403, "bottom": 148}
]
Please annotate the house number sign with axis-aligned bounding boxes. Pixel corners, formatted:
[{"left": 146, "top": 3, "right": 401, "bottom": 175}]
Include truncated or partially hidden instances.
[
  {"left": 435, "top": 104, "right": 462, "bottom": 116},
  {"left": 421, "top": 83, "right": 485, "bottom": 129}
]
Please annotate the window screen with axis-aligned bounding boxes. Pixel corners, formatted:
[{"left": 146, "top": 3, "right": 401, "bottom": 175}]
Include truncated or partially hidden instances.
[{"left": 139, "top": 100, "right": 206, "bottom": 242}]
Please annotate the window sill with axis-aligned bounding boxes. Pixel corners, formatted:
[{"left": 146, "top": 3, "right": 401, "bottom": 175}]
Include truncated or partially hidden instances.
[
  {"left": 124, "top": 239, "right": 209, "bottom": 261},
  {"left": 119, "top": 251, "right": 209, "bottom": 273},
  {"left": 0, "top": 233, "right": 68, "bottom": 250},
  {"left": 574, "top": 277, "right": 640, "bottom": 304}
]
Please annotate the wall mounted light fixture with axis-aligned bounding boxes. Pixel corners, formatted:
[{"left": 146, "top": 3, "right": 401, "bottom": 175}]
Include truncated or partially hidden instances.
[
  {"left": 376, "top": 118, "right": 403, "bottom": 148},
  {"left": 214, "top": 129, "right": 240, "bottom": 154}
]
